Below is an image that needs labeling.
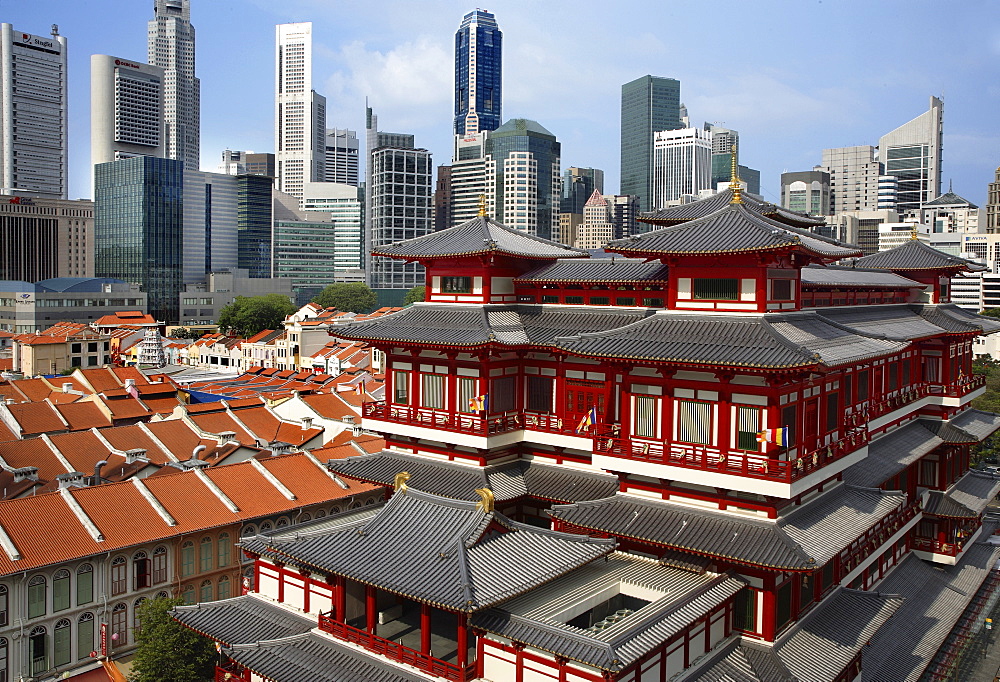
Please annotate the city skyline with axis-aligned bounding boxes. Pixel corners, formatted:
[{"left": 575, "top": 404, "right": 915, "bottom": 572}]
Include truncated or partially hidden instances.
[{"left": 4, "top": 0, "right": 998, "bottom": 207}]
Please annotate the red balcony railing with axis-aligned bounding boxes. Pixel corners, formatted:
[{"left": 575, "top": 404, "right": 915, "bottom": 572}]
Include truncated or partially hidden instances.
[
  {"left": 318, "top": 613, "right": 477, "bottom": 682},
  {"left": 868, "top": 383, "right": 932, "bottom": 420},
  {"left": 363, "top": 402, "right": 588, "bottom": 439},
  {"left": 593, "top": 428, "right": 869, "bottom": 484},
  {"left": 838, "top": 502, "right": 920, "bottom": 576},
  {"left": 913, "top": 535, "right": 972, "bottom": 557},
  {"left": 215, "top": 664, "right": 250, "bottom": 682}
]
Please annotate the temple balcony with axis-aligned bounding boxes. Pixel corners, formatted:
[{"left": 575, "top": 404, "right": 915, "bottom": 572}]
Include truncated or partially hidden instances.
[
  {"left": 318, "top": 611, "right": 477, "bottom": 682},
  {"left": 867, "top": 376, "right": 986, "bottom": 429},
  {"left": 912, "top": 526, "right": 983, "bottom": 566},
  {"left": 592, "top": 428, "right": 869, "bottom": 498},
  {"left": 837, "top": 502, "right": 922, "bottom": 582},
  {"left": 215, "top": 663, "right": 250, "bottom": 682}
]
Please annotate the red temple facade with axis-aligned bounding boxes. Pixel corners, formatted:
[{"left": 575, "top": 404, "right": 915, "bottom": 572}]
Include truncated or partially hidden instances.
[{"left": 175, "top": 188, "right": 1000, "bottom": 682}]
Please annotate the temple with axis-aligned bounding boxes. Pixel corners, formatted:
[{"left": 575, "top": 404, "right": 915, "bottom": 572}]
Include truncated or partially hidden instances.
[{"left": 175, "top": 185, "right": 1000, "bottom": 682}]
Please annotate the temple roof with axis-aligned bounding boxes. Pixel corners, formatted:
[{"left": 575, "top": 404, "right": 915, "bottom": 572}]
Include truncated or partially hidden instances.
[
  {"left": 843, "top": 420, "right": 940, "bottom": 488},
  {"left": 799, "top": 265, "right": 923, "bottom": 289},
  {"left": 923, "top": 191, "right": 978, "bottom": 209},
  {"left": 172, "top": 594, "right": 314, "bottom": 647},
  {"left": 242, "top": 487, "right": 615, "bottom": 611},
  {"left": 948, "top": 409, "right": 1000, "bottom": 440},
  {"left": 371, "top": 214, "right": 587, "bottom": 261},
  {"left": 514, "top": 258, "right": 670, "bottom": 284},
  {"left": 608, "top": 203, "right": 859, "bottom": 260},
  {"left": 852, "top": 239, "right": 987, "bottom": 272},
  {"left": 327, "top": 451, "right": 619, "bottom": 504},
  {"left": 923, "top": 471, "right": 1000, "bottom": 518},
  {"left": 639, "top": 188, "right": 826, "bottom": 229},
  {"left": 814, "top": 304, "right": 1000, "bottom": 340}
]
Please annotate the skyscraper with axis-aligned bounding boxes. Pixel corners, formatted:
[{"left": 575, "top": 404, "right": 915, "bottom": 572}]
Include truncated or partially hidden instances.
[
  {"left": 822, "top": 145, "right": 882, "bottom": 215},
  {"left": 651, "top": 127, "right": 712, "bottom": 206},
  {"left": 275, "top": 23, "right": 327, "bottom": 198},
  {"left": 620, "top": 75, "right": 682, "bottom": 211},
  {"left": 147, "top": 0, "right": 200, "bottom": 170},
  {"left": 987, "top": 166, "right": 1000, "bottom": 234},
  {"left": 454, "top": 10, "right": 502, "bottom": 136},
  {"left": 879, "top": 96, "right": 944, "bottom": 213},
  {"left": 325, "top": 129, "right": 359, "bottom": 186},
  {"left": 90, "top": 55, "right": 165, "bottom": 165},
  {"left": 486, "top": 118, "right": 561, "bottom": 240},
  {"left": 705, "top": 124, "right": 738, "bottom": 190},
  {"left": 448, "top": 129, "right": 490, "bottom": 227},
  {"left": 0, "top": 23, "right": 68, "bottom": 198},
  {"left": 780, "top": 169, "right": 831, "bottom": 216}
]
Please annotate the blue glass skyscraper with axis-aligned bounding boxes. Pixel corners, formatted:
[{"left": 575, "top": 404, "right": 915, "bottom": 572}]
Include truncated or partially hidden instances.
[{"left": 454, "top": 10, "right": 502, "bottom": 137}]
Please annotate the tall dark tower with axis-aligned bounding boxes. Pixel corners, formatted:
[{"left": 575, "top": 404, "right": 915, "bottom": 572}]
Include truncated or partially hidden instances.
[
  {"left": 620, "top": 75, "right": 682, "bottom": 212},
  {"left": 454, "top": 9, "right": 502, "bottom": 137}
]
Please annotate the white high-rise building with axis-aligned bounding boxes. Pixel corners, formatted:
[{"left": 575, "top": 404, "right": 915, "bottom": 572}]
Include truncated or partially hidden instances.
[
  {"left": 147, "top": 0, "right": 199, "bottom": 170},
  {"left": 651, "top": 127, "right": 712, "bottom": 207},
  {"left": 0, "top": 23, "right": 68, "bottom": 198},
  {"left": 821, "top": 145, "right": 882, "bottom": 215},
  {"left": 879, "top": 96, "right": 943, "bottom": 214},
  {"left": 449, "top": 130, "right": 490, "bottom": 227},
  {"left": 325, "top": 129, "right": 359, "bottom": 186},
  {"left": 275, "top": 23, "right": 326, "bottom": 198},
  {"left": 90, "top": 55, "right": 165, "bottom": 165}
]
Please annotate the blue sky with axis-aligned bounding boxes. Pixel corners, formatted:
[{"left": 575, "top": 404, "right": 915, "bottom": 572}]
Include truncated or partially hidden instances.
[{"left": 5, "top": 0, "right": 1000, "bottom": 206}]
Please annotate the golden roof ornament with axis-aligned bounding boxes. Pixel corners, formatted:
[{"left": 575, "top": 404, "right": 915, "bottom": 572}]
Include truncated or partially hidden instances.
[
  {"left": 478, "top": 194, "right": 487, "bottom": 218},
  {"left": 729, "top": 144, "right": 743, "bottom": 205},
  {"left": 911, "top": 224, "right": 919, "bottom": 241},
  {"left": 474, "top": 487, "right": 494, "bottom": 513},
  {"left": 394, "top": 471, "right": 411, "bottom": 493}
]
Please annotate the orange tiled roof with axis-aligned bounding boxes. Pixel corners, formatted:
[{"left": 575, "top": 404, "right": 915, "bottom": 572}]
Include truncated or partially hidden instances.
[
  {"left": 54, "top": 402, "right": 112, "bottom": 431},
  {"left": 77, "top": 368, "right": 124, "bottom": 393},
  {"left": 12, "top": 379, "right": 58, "bottom": 402},
  {"left": 0, "top": 438, "right": 64, "bottom": 485},
  {"left": 6, "top": 402, "right": 66, "bottom": 435},
  {"left": 143, "top": 420, "right": 217, "bottom": 461},
  {"left": 230, "top": 405, "right": 322, "bottom": 446},
  {"left": 301, "top": 392, "right": 358, "bottom": 420},
  {"left": 93, "top": 311, "right": 157, "bottom": 326},
  {"left": 98, "top": 394, "right": 152, "bottom": 420},
  {"left": 111, "top": 366, "right": 151, "bottom": 386},
  {"left": 100, "top": 425, "right": 172, "bottom": 465},
  {"left": 189, "top": 412, "right": 256, "bottom": 444}
]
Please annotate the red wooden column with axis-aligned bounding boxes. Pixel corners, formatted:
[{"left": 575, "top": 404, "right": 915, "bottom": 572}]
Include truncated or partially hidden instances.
[
  {"left": 300, "top": 571, "right": 310, "bottom": 613},
  {"left": 715, "top": 373, "right": 734, "bottom": 464},
  {"left": 365, "top": 586, "right": 377, "bottom": 633},
  {"left": 761, "top": 576, "right": 777, "bottom": 641},
  {"left": 456, "top": 613, "right": 469, "bottom": 668},
  {"left": 446, "top": 351, "right": 458, "bottom": 425},
  {"left": 420, "top": 603, "right": 431, "bottom": 654}
]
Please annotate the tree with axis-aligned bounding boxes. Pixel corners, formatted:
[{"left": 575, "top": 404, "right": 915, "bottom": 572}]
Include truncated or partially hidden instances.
[
  {"left": 217, "top": 294, "right": 296, "bottom": 337},
  {"left": 170, "top": 327, "right": 204, "bottom": 340},
  {"left": 404, "top": 286, "right": 426, "bottom": 305},
  {"left": 131, "top": 596, "right": 217, "bottom": 682},
  {"left": 312, "top": 282, "right": 378, "bottom": 313},
  {"left": 982, "top": 308, "right": 1000, "bottom": 319}
]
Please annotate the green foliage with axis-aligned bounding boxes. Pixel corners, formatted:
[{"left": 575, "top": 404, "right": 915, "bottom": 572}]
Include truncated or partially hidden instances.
[
  {"left": 217, "top": 294, "right": 295, "bottom": 337},
  {"left": 170, "top": 327, "right": 207, "bottom": 340},
  {"left": 131, "top": 597, "right": 217, "bottom": 682},
  {"left": 404, "top": 286, "right": 426, "bottom": 305},
  {"left": 980, "top": 308, "right": 1000, "bottom": 319},
  {"left": 311, "top": 282, "right": 378, "bottom": 314},
  {"left": 972, "top": 357, "right": 1000, "bottom": 464}
]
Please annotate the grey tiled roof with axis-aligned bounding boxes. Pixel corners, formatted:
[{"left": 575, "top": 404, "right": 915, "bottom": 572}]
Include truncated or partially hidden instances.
[
  {"left": 861, "top": 544, "right": 1000, "bottom": 682},
  {"left": 777, "top": 588, "right": 903, "bottom": 682},
  {"left": 814, "top": 305, "right": 950, "bottom": 340},
  {"left": 949, "top": 409, "right": 1000, "bottom": 440},
  {"left": 691, "top": 640, "right": 795, "bottom": 682},
  {"left": 470, "top": 553, "right": 744, "bottom": 671},
  {"left": 609, "top": 203, "right": 859, "bottom": 259},
  {"left": 918, "top": 418, "right": 980, "bottom": 443},
  {"left": 552, "top": 311, "right": 907, "bottom": 370},
  {"left": 372, "top": 215, "right": 587, "bottom": 260},
  {"left": 515, "top": 259, "right": 670, "bottom": 283},
  {"left": 913, "top": 303, "right": 1000, "bottom": 334},
  {"left": 923, "top": 191, "right": 977, "bottom": 208},
  {"left": 327, "top": 451, "right": 619, "bottom": 504},
  {"left": 780, "top": 485, "right": 907, "bottom": 565},
  {"left": 638, "top": 189, "right": 826, "bottom": 228},
  {"left": 926, "top": 470, "right": 1000, "bottom": 518},
  {"left": 843, "top": 421, "right": 944, "bottom": 488},
  {"left": 852, "top": 239, "right": 987, "bottom": 272},
  {"left": 244, "top": 488, "right": 615, "bottom": 611},
  {"left": 799, "top": 265, "right": 923, "bottom": 288},
  {"left": 225, "top": 632, "right": 429, "bottom": 682},
  {"left": 171, "top": 594, "right": 314, "bottom": 647}
]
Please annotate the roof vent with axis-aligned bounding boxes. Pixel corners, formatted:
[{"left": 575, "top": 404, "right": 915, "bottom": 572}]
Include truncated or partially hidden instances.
[
  {"left": 167, "top": 458, "right": 210, "bottom": 471},
  {"left": 62, "top": 383, "right": 73, "bottom": 393},
  {"left": 12, "top": 467, "right": 38, "bottom": 483},
  {"left": 56, "top": 471, "right": 87, "bottom": 489},
  {"left": 301, "top": 416, "right": 314, "bottom": 430},
  {"left": 269, "top": 441, "right": 293, "bottom": 456},
  {"left": 124, "top": 378, "right": 136, "bottom": 390},
  {"left": 341, "top": 415, "right": 355, "bottom": 424},
  {"left": 217, "top": 431, "right": 237, "bottom": 444},
  {"left": 124, "top": 448, "right": 148, "bottom": 464}
]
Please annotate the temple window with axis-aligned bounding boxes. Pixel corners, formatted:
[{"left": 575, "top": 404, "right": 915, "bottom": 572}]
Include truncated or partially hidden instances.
[
  {"left": 393, "top": 370, "right": 410, "bottom": 405},
  {"left": 490, "top": 376, "right": 516, "bottom": 412},
  {"left": 458, "top": 377, "right": 478, "bottom": 414},
  {"left": 771, "top": 279, "right": 793, "bottom": 300},
  {"left": 589, "top": 296, "right": 610, "bottom": 305},
  {"left": 732, "top": 587, "right": 756, "bottom": 632},
  {"left": 678, "top": 400, "right": 712, "bottom": 445},
  {"left": 526, "top": 376, "right": 554, "bottom": 413},
  {"left": 565, "top": 296, "right": 584, "bottom": 305},
  {"left": 642, "top": 297, "right": 663, "bottom": 307},
  {"left": 693, "top": 278, "right": 739, "bottom": 301},
  {"left": 735, "top": 406, "right": 761, "bottom": 451},
  {"left": 442, "top": 276, "right": 472, "bottom": 293},
  {"left": 420, "top": 374, "right": 445, "bottom": 409},
  {"left": 616, "top": 297, "right": 636, "bottom": 306},
  {"left": 633, "top": 396, "right": 659, "bottom": 438},
  {"left": 825, "top": 394, "right": 839, "bottom": 432}
]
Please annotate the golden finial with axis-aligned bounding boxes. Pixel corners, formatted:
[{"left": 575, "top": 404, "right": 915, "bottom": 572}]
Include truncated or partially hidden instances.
[
  {"left": 474, "top": 487, "right": 494, "bottom": 513},
  {"left": 729, "top": 144, "right": 743, "bottom": 205},
  {"left": 394, "top": 471, "right": 411, "bottom": 493},
  {"left": 478, "top": 194, "right": 487, "bottom": 218},
  {"left": 910, "top": 224, "right": 918, "bottom": 241}
]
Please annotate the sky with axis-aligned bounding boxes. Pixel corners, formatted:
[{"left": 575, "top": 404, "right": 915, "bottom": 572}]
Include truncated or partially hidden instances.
[{"left": 4, "top": 0, "right": 1000, "bottom": 206}]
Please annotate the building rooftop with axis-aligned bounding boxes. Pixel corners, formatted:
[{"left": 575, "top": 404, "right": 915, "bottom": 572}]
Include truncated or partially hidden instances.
[{"left": 638, "top": 188, "right": 826, "bottom": 229}]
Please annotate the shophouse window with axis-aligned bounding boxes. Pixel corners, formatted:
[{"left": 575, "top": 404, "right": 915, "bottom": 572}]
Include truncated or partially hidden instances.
[
  {"left": 27, "top": 576, "right": 46, "bottom": 618},
  {"left": 76, "top": 565, "right": 93, "bottom": 605}
]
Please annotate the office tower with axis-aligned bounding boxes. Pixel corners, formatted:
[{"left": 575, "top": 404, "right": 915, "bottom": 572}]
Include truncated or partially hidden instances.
[
  {"left": 0, "top": 24, "right": 68, "bottom": 198},
  {"left": 91, "top": 55, "right": 164, "bottom": 165},
  {"left": 988, "top": 166, "right": 1000, "bottom": 234},
  {"left": 182, "top": 170, "right": 239, "bottom": 285},
  {"left": 878, "top": 175, "right": 898, "bottom": 211},
  {"left": 434, "top": 165, "right": 453, "bottom": 232},
  {"left": 609, "top": 193, "right": 641, "bottom": 239},
  {"left": 219, "top": 150, "right": 276, "bottom": 178},
  {"left": 448, "top": 130, "right": 491, "bottom": 227},
  {"left": 326, "top": 129, "right": 359, "bottom": 186},
  {"left": 821, "top": 145, "right": 882, "bottom": 215},
  {"left": 620, "top": 75, "right": 682, "bottom": 211},
  {"left": 147, "top": 0, "right": 200, "bottom": 170},
  {"left": 780, "top": 169, "right": 831, "bottom": 216},
  {"left": 574, "top": 190, "right": 615, "bottom": 250},
  {"left": 237, "top": 174, "right": 274, "bottom": 277},
  {"left": 561, "top": 167, "right": 605, "bottom": 215},
  {"left": 879, "top": 96, "right": 943, "bottom": 213},
  {"left": 0, "top": 195, "right": 94, "bottom": 280},
  {"left": 275, "top": 23, "right": 327, "bottom": 198},
  {"left": 454, "top": 9, "right": 502, "bottom": 136},
  {"left": 301, "top": 181, "right": 364, "bottom": 271},
  {"left": 651, "top": 127, "right": 712, "bottom": 206},
  {"left": 95, "top": 156, "right": 184, "bottom": 322},
  {"left": 705, "top": 124, "right": 738, "bottom": 189},
  {"left": 739, "top": 165, "right": 761, "bottom": 196},
  {"left": 919, "top": 189, "right": 981, "bottom": 234},
  {"left": 484, "top": 119, "right": 561, "bottom": 240}
]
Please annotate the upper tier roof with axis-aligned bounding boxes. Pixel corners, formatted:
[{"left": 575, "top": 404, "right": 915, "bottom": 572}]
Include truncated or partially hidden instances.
[
  {"left": 372, "top": 214, "right": 587, "bottom": 261},
  {"left": 800, "top": 265, "right": 923, "bottom": 289},
  {"left": 852, "top": 239, "right": 987, "bottom": 272},
  {"left": 607, "top": 203, "right": 860, "bottom": 260},
  {"left": 639, "top": 188, "right": 826, "bottom": 228},
  {"left": 923, "top": 191, "right": 977, "bottom": 209}
]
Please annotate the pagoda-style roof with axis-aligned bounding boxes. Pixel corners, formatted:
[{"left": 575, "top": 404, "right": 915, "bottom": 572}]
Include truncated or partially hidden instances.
[
  {"left": 607, "top": 202, "right": 859, "bottom": 260},
  {"left": 923, "top": 470, "right": 1000, "bottom": 519},
  {"left": 551, "top": 311, "right": 907, "bottom": 370},
  {"left": 371, "top": 214, "right": 587, "bottom": 261},
  {"left": 844, "top": 420, "right": 944, "bottom": 488},
  {"left": 638, "top": 188, "right": 826, "bottom": 229},
  {"left": 851, "top": 239, "right": 987, "bottom": 272},
  {"left": 514, "top": 258, "right": 670, "bottom": 284},
  {"left": 948, "top": 409, "right": 1000, "bottom": 440},
  {"left": 242, "top": 487, "right": 615, "bottom": 612},
  {"left": 327, "top": 452, "right": 619, "bottom": 504},
  {"left": 172, "top": 594, "right": 314, "bottom": 647},
  {"left": 923, "top": 191, "right": 978, "bottom": 209},
  {"left": 800, "top": 264, "right": 923, "bottom": 289},
  {"left": 814, "top": 304, "right": 1000, "bottom": 341},
  {"left": 549, "top": 484, "right": 905, "bottom": 571},
  {"left": 694, "top": 588, "right": 902, "bottom": 682}
]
